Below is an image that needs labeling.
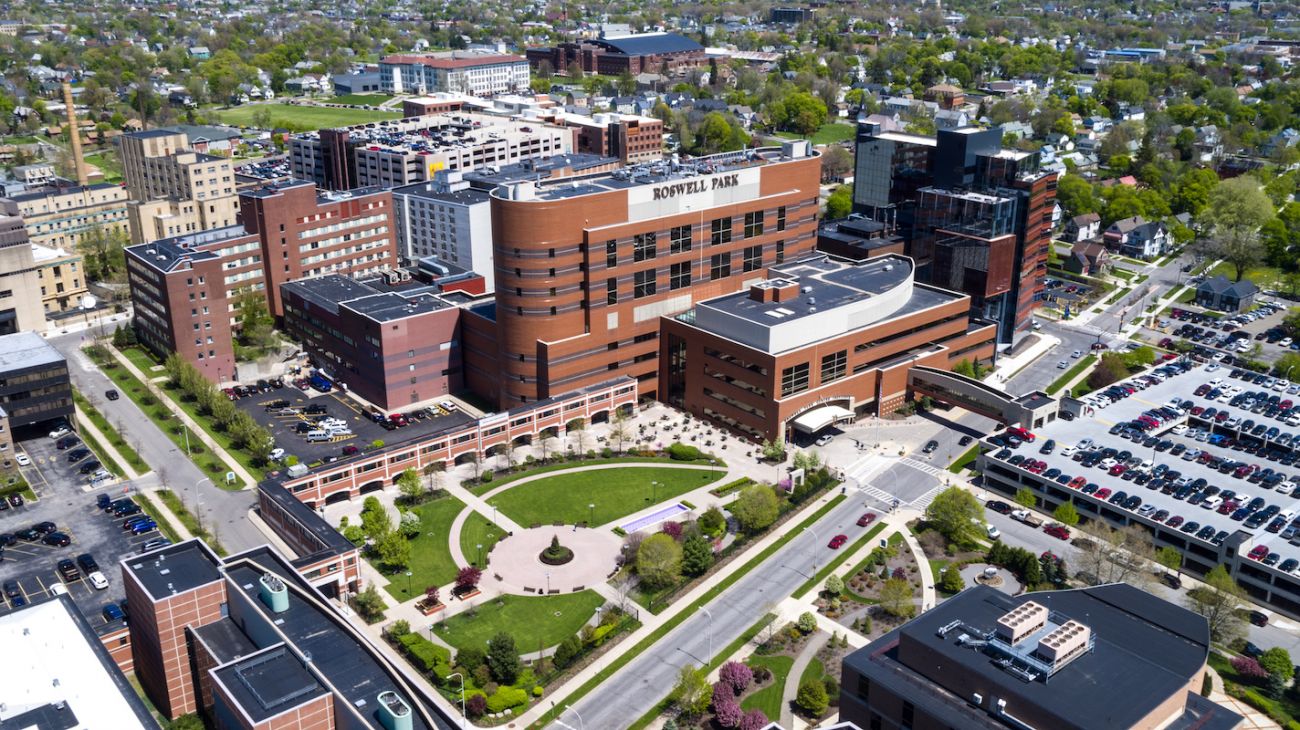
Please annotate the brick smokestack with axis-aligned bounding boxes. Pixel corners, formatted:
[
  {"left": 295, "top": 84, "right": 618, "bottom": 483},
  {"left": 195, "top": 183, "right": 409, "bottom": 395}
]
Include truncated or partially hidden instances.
[{"left": 61, "top": 82, "right": 88, "bottom": 186}]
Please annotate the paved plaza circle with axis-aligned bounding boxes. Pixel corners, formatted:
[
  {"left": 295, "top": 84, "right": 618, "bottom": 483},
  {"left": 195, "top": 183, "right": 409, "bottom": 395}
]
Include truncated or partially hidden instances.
[{"left": 488, "top": 526, "right": 623, "bottom": 595}]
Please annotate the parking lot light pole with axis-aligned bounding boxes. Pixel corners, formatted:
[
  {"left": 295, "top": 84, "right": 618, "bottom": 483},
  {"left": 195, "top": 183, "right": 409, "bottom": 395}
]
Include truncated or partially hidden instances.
[
  {"left": 588, "top": 503, "right": 595, "bottom": 526},
  {"left": 193, "top": 477, "right": 212, "bottom": 530},
  {"left": 447, "top": 672, "right": 466, "bottom": 729},
  {"left": 803, "top": 526, "right": 820, "bottom": 573},
  {"left": 405, "top": 570, "right": 412, "bottom": 595}
]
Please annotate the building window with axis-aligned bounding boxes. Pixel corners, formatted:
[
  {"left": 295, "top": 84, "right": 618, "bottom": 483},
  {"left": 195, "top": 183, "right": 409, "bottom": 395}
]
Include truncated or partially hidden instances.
[
  {"left": 781, "top": 363, "right": 809, "bottom": 396},
  {"left": 744, "top": 211, "right": 764, "bottom": 238},
  {"left": 776, "top": 239, "right": 785, "bottom": 264},
  {"left": 710, "top": 217, "right": 731, "bottom": 245},
  {"left": 856, "top": 674, "right": 870, "bottom": 701},
  {"left": 606, "top": 277, "right": 618, "bottom": 305},
  {"left": 743, "top": 245, "right": 762, "bottom": 272},
  {"left": 633, "top": 232, "right": 657, "bottom": 262},
  {"left": 777, "top": 206, "right": 787, "bottom": 231},
  {"left": 606, "top": 239, "right": 617, "bottom": 268},
  {"left": 634, "top": 269, "right": 656, "bottom": 298},
  {"left": 821, "top": 350, "right": 847, "bottom": 383},
  {"left": 902, "top": 701, "right": 915, "bottom": 728},
  {"left": 670, "top": 224, "right": 692, "bottom": 253},
  {"left": 710, "top": 253, "right": 731, "bottom": 280},
  {"left": 670, "top": 261, "right": 691, "bottom": 290}
]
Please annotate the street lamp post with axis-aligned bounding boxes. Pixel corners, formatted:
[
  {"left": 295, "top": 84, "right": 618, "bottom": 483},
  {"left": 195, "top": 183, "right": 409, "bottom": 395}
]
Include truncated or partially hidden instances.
[
  {"left": 562, "top": 705, "right": 586, "bottom": 730},
  {"left": 649, "top": 480, "right": 659, "bottom": 503},
  {"left": 447, "top": 672, "right": 467, "bottom": 729},
  {"left": 803, "top": 526, "right": 820, "bottom": 573},
  {"left": 193, "top": 477, "right": 212, "bottom": 530},
  {"left": 546, "top": 572, "right": 551, "bottom": 594},
  {"left": 404, "top": 570, "right": 412, "bottom": 595},
  {"left": 588, "top": 503, "right": 595, "bottom": 526},
  {"left": 700, "top": 606, "right": 713, "bottom": 661},
  {"left": 476, "top": 543, "right": 483, "bottom": 567}
]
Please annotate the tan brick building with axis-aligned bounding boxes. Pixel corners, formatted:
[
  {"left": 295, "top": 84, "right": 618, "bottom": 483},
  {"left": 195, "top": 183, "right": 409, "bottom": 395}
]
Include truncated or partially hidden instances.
[
  {"left": 119, "top": 128, "right": 240, "bottom": 244},
  {"left": 31, "top": 243, "right": 86, "bottom": 313}
]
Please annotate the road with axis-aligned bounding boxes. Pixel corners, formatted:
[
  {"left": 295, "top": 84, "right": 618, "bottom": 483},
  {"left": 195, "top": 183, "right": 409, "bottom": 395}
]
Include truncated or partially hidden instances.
[
  {"left": 568, "top": 490, "right": 886, "bottom": 728},
  {"left": 47, "top": 332, "right": 265, "bottom": 553}
]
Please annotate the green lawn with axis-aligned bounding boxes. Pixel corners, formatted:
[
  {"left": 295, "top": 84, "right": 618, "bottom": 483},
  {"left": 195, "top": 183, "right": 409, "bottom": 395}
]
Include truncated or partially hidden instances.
[
  {"left": 743, "top": 655, "right": 794, "bottom": 719},
  {"left": 1210, "top": 261, "right": 1286, "bottom": 289},
  {"left": 2, "top": 135, "right": 39, "bottom": 145},
  {"left": 487, "top": 466, "right": 720, "bottom": 527},
  {"left": 331, "top": 93, "right": 395, "bottom": 105},
  {"left": 947, "top": 445, "right": 979, "bottom": 474},
  {"left": 469, "top": 456, "right": 710, "bottom": 496},
  {"left": 433, "top": 591, "right": 606, "bottom": 653},
  {"left": 777, "top": 122, "right": 855, "bottom": 146},
  {"left": 206, "top": 103, "right": 400, "bottom": 131},
  {"left": 120, "top": 345, "right": 162, "bottom": 373},
  {"left": 1046, "top": 355, "right": 1097, "bottom": 395},
  {"left": 800, "top": 656, "right": 825, "bottom": 686},
  {"left": 382, "top": 495, "right": 470, "bottom": 601},
  {"left": 459, "top": 511, "right": 504, "bottom": 570},
  {"left": 71, "top": 389, "right": 148, "bottom": 474},
  {"left": 83, "top": 150, "right": 122, "bottom": 183}
]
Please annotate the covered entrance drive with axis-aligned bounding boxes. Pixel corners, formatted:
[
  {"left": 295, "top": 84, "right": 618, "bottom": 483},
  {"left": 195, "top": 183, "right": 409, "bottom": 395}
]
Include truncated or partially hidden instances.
[{"left": 789, "top": 403, "right": 855, "bottom": 435}]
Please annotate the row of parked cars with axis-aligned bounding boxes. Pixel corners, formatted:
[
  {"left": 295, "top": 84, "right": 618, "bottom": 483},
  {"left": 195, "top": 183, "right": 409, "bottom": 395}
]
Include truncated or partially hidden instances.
[
  {"left": 1077, "top": 361, "right": 1196, "bottom": 413},
  {"left": 95, "top": 494, "right": 171, "bottom": 548},
  {"left": 223, "top": 377, "right": 286, "bottom": 400},
  {"left": 0, "top": 521, "right": 71, "bottom": 549}
]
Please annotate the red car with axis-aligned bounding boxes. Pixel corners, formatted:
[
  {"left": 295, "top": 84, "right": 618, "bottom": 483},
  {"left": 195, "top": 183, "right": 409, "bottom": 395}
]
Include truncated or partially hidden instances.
[
  {"left": 1095, "top": 488, "right": 1112, "bottom": 500},
  {"left": 223, "top": 387, "right": 237, "bottom": 400},
  {"left": 1108, "top": 464, "right": 1127, "bottom": 476},
  {"left": 1068, "top": 476, "right": 1086, "bottom": 489},
  {"left": 828, "top": 534, "right": 848, "bottom": 549},
  {"left": 856, "top": 512, "right": 877, "bottom": 527},
  {"left": 1248, "top": 545, "right": 1270, "bottom": 561},
  {"left": 1044, "top": 525, "right": 1071, "bottom": 540},
  {"left": 341, "top": 445, "right": 359, "bottom": 456}
]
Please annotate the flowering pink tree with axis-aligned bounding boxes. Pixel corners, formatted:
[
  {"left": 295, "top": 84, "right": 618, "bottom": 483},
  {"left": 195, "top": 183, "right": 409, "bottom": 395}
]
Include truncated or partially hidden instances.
[
  {"left": 1232, "top": 655, "right": 1269, "bottom": 678},
  {"left": 661, "top": 521, "right": 683, "bottom": 540},
  {"left": 456, "top": 566, "right": 482, "bottom": 592},
  {"left": 739, "top": 709, "right": 769, "bottom": 730},
  {"left": 714, "top": 695, "right": 742, "bottom": 728},
  {"left": 719, "top": 661, "right": 753, "bottom": 694}
]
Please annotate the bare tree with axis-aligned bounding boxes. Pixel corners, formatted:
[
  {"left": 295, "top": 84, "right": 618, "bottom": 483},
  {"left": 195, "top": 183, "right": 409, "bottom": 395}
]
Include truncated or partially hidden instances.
[
  {"left": 609, "top": 409, "right": 632, "bottom": 454},
  {"left": 1073, "top": 524, "right": 1155, "bottom": 589}
]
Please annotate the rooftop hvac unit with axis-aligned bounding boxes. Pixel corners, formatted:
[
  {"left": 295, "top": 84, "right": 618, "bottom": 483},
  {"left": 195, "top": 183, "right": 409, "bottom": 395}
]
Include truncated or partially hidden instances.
[{"left": 258, "top": 572, "right": 289, "bottom": 613}]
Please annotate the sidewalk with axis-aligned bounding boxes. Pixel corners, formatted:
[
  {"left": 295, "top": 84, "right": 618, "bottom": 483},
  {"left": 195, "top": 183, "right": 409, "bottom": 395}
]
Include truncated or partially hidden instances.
[
  {"left": 985, "top": 334, "right": 1059, "bottom": 388},
  {"left": 105, "top": 342, "right": 257, "bottom": 489},
  {"left": 74, "top": 404, "right": 146, "bottom": 480}
]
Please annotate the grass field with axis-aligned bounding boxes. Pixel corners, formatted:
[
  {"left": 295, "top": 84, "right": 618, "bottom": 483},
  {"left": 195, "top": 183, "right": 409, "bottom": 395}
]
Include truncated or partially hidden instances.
[
  {"left": 331, "top": 93, "right": 396, "bottom": 105},
  {"left": 458, "top": 511, "right": 504, "bottom": 570},
  {"left": 947, "top": 445, "right": 979, "bottom": 474},
  {"left": 433, "top": 591, "right": 606, "bottom": 652},
  {"left": 487, "top": 466, "right": 720, "bottom": 527},
  {"left": 743, "top": 655, "right": 794, "bottom": 719},
  {"left": 1046, "top": 354, "right": 1097, "bottom": 395},
  {"left": 1210, "top": 261, "right": 1286, "bottom": 289},
  {"left": 206, "top": 103, "right": 400, "bottom": 131},
  {"left": 381, "top": 495, "right": 469, "bottom": 601},
  {"left": 776, "top": 122, "right": 855, "bottom": 146},
  {"left": 83, "top": 150, "right": 122, "bottom": 183},
  {"left": 2, "top": 135, "right": 39, "bottom": 145}
]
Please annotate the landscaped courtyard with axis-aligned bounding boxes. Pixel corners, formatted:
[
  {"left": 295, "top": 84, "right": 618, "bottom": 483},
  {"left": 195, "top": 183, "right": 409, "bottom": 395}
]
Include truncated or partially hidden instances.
[
  {"left": 486, "top": 465, "right": 721, "bottom": 527},
  {"left": 433, "top": 591, "right": 607, "bottom": 653},
  {"left": 382, "top": 495, "right": 469, "bottom": 601}
]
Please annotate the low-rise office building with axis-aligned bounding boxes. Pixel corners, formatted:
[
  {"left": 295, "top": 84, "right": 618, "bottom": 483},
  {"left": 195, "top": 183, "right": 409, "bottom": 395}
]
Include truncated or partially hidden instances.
[
  {"left": 380, "top": 52, "right": 530, "bottom": 96},
  {"left": 660, "top": 254, "right": 996, "bottom": 442},
  {"left": 840, "top": 583, "right": 1241, "bottom": 730},
  {"left": 281, "top": 273, "right": 463, "bottom": 410},
  {"left": 561, "top": 111, "right": 664, "bottom": 163},
  {"left": 122, "top": 539, "right": 455, "bottom": 728},
  {"left": 290, "top": 113, "right": 572, "bottom": 191},
  {"left": 0, "top": 330, "right": 72, "bottom": 429},
  {"left": 0, "top": 215, "right": 48, "bottom": 333},
  {"left": 0, "top": 595, "right": 156, "bottom": 730}
]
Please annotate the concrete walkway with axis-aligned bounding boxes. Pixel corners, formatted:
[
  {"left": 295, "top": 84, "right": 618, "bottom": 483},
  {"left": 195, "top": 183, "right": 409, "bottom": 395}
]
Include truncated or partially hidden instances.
[
  {"left": 1206, "top": 664, "right": 1281, "bottom": 729},
  {"left": 105, "top": 342, "right": 257, "bottom": 489},
  {"left": 781, "top": 631, "right": 830, "bottom": 729},
  {"left": 74, "top": 403, "right": 146, "bottom": 480},
  {"left": 895, "top": 517, "right": 938, "bottom": 612}
]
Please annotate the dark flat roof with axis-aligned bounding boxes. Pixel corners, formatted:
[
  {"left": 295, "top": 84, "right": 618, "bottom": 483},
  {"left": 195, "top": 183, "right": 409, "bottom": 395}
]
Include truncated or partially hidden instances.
[
  {"left": 281, "top": 274, "right": 453, "bottom": 322},
  {"left": 257, "top": 480, "right": 358, "bottom": 557},
  {"left": 392, "top": 182, "right": 491, "bottom": 206},
  {"left": 845, "top": 584, "right": 1215, "bottom": 730},
  {"left": 193, "top": 617, "right": 260, "bottom": 664},
  {"left": 122, "top": 540, "right": 223, "bottom": 601},
  {"left": 125, "top": 225, "right": 252, "bottom": 273},
  {"left": 590, "top": 32, "right": 703, "bottom": 56},
  {"left": 212, "top": 646, "right": 328, "bottom": 724}
]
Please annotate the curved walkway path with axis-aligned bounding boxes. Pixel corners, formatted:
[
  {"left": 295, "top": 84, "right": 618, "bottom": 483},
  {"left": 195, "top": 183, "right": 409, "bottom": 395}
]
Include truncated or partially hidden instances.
[{"left": 781, "top": 631, "right": 830, "bottom": 729}]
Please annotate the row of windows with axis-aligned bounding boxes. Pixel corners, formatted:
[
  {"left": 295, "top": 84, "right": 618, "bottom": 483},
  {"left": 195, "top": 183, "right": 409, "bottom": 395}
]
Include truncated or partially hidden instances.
[{"left": 606, "top": 206, "right": 788, "bottom": 268}]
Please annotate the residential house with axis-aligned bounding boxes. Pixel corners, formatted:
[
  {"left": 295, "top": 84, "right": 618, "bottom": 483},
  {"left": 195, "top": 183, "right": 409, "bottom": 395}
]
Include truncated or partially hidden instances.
[
  {"left": 1197, "top": 275, "right": 1258, "bottom": 312},
  {"left": 1104, "top": 215, "right": 1169, "bottom": 259},
  {"left": 1066, "top": 212, "right": 1102, "bottom": 242},
  {"left": 188, "top": 46, "right": 211, "bottom": 61},
  {"left": 934, "top": 108, "right": 971, "bottom": 130},
  {"left": 1196, "top": 125, "right": 1224, "bottom": 162},
  {"left": 1064, "top": 240, "right": 1111, "bottom": 276}
]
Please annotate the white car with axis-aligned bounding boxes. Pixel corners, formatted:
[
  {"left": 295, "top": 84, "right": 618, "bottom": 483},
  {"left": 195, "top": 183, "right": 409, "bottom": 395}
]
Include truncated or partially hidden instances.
[
  {"left": 48, "top": 427, "right": 69, "bottom": 440},
  {"left": 1057, "top": 360, "right": 1068, "bottom": 369},
  {"left": 986, "top": 525, "right": 1001, "bottom": 540},
  {"left": 815, "top": 434, "right": 834, "bottom": 447},
  {"left": 14, "top": 453, "right": 29, "bottom": 466},
  {"left": 87, "top": 571, "right": 109, "bottom": 590},
  {"left": 1072, "top": 350, "right": 1082, "bottom": 358},
  {"left": 1171, "top": 425, "right": 1188, "bottom": 435},
  {"left": 49, "top": 583, "right": 68, "bottom": 596},
  {"left": 269, "top": 448, "right": 286, "bottom": 461}
]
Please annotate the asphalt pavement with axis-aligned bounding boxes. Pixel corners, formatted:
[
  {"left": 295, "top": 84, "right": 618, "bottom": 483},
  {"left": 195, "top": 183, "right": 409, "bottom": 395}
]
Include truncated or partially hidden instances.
[
  {"left": 47, "top": 332, "right": 264, "bottom": 553},
  {"left": 568, "top": 489, "right": 891, "bottom": 728}
]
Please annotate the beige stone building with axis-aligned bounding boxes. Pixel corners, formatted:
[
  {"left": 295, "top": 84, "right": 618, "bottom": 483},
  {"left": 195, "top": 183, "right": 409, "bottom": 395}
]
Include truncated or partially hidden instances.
[
  {"left": 31, "top": 243, "right": 86, "bottom": 314},
  {"left": 0, "top": 181, "right": 130, "bottom": 250},
  {"left": 119, "top": 129, "right": 239, "bottom": 244},
  {"left": 0, "top": 216, "right": 48, "bottom": 333}
]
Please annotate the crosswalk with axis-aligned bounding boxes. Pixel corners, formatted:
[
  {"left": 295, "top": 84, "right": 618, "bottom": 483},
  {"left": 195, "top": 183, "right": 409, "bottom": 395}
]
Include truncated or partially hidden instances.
[
  {"left": 843, "top": 454, "right": 950, "bottom": 509},
  {"left": 899, "top": 457, "right": 947, "bottom": 478}
]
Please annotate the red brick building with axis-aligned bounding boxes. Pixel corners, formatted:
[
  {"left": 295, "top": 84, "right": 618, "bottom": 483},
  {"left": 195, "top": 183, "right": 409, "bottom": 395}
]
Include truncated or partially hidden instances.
[
  {"left": 462, "top": 141, "right": 822, "bottom": 409},
  {"left": 526, "top": 32, "right": 707, "bottom": 76},
  {"left": 660, "top": 254, "right": 996, "bottom": 442},
  {"left": 126, "top": 181, "right": 398, "bottom": 382}
]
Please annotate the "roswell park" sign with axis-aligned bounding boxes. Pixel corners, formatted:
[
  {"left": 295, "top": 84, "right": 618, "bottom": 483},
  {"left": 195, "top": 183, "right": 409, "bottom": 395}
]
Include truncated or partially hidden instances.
[{"left": 625, "top": 167, "right": 761, "bottom": 222}]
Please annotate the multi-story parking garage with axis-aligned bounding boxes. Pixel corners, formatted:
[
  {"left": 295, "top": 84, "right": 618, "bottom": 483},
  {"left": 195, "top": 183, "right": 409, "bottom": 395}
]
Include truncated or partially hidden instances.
[{"left": 977, "top": 360, "right": 1300, "bottom": 619}]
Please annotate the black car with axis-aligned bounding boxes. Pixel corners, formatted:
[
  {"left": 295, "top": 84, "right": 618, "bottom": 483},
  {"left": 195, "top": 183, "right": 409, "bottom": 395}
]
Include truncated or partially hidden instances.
[
  {"left": 15, "top": 527, "right": 40, "bottom": 541},
  {"left": 986, "top": 500, "right": 1012, "bottom": 514},
  {"left": 304, "top": 404, "right": 327, "bottom": 415},
  {"left": 57, "top": 558, "right": 80, "bottom": 582},
  {"left": 78, "top": 459, "right": 102, "bottom": 474},
  {"left": 56, "top": 435, "right": 79, "bottom": 450},
  {"left": 958, "top": 435, "right": 974, "bottom": 446},
  {"left": 922, "top": 440, "right": 939, "bottom": 454},
  {"left": 33, "top": 521, "right": 57, "bottom": 534},
  {"left": 8, "top": 494, "right": 22, "bottom": 508},
  {"left": 105, "top": 389, "right": 119, "bottom": 401},
  {"left": 0, "top": 533, "right": 15, "bottom": 547},
  {"left": 77, "top": 553, "right": 99, "bottom": 573},
  {"left": 96, "top": 494, "right": 112, "bottom": 510},
  {"left": 42, "top": 532, "right": 71, "bottom": 547},
  {"left": 66, "top": 448, "right": 90, "bottom": 463}
]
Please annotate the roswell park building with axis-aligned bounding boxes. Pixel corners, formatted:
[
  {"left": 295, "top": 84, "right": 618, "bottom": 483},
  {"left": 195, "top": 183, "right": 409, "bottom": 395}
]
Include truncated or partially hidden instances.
[{"left": 129, "top": 139, "right": 1009, "bottom": 446}]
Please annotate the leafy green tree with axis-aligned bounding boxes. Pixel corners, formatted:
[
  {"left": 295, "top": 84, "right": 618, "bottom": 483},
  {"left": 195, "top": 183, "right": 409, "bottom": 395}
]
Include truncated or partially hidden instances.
[
  {"left": 486, "top": 632, "right": 521, "bottom": 684},
  {"left": 637, "top": 533, "right": 683, "bottom": 589},
  {"left": 731, "top": 485, "right": 780, "bottom": 534},
  {"left": 553, "top": 634, "right": 583, "bottom": 669},
  {"left": 880, "top": 577, "right": 915, "bottom": 618},
  {"left": 760, "top": 438, "right": 786, "bottom": 461},
  {"left": 923, "top": 487, "right": 984, "bottom": 547},
  {"left": 938, "top": 567, "right": 965, "bottom": 594},
  {"left": 1186, "top": 565, "right": 1246, "bottom": 643},
  {"left": 1260, "top": 647, "right": 1294, "bottom": 683},
  {"left": 1156, "top": 546, "right": 1182, "bottom": 576},
  {"left": 796, "top": 678, "right": 829, "bottom": 716},
  {"left": 670, "top": 664, "right": 711, "bottom": 717},
  {"left": 1055, "top": 174, "right": 1099, "bottom": 217},
  {"left": 1053, "top": 502, "right": 1080, "bottom": 527},
  {"left": 376, "top": 529, "right": 411, "bottom": 570},
  {"left": 825, "top": 184, "right": 852, "bottom": 219},
  {"left": 396, "top": 467, "right": 423, "bottom": 503},
  {"left": 350, "top": 584, "right": 386, "bottom": 622},
  {"left": 681, "top": 534, "right": 714, "bottom": 577},
  {"left": 824, "top": 573, "right": 844, "bottom": 596},
  {"left": 1014, "top": 488, "right": 1036, "bottom": 509},
  {"left": 797, "top": 611, "right": 817, "bottom": 633},
  {"left": 699, "top": 506, "right": 726, "bottom": 538}
]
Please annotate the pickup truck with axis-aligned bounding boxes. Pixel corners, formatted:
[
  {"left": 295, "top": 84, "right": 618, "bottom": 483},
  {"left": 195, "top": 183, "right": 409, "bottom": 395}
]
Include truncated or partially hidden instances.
[{"left": 1010, "top": 509, "right": 1044, "bottom": 527}]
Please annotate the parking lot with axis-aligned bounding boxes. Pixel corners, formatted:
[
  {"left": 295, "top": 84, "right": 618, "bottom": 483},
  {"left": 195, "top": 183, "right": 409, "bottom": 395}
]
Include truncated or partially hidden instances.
[
  {"left": 231, "top": 382, "right": 475, "bottom": 466},
  {"left": 0, "top": 430, "right": 157, "bottom": 633},
  {"left": 983, "top": 360, "right": 1300, "bottom": 574}
]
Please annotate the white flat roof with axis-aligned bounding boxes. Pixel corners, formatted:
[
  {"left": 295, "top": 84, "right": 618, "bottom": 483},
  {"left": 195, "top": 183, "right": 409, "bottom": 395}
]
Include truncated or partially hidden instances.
[{"left": 0, "top": 599, "right": 150, "bottom": 729}]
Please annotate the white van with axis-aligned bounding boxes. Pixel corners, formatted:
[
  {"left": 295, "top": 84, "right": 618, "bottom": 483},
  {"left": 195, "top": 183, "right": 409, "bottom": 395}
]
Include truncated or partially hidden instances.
[{"left": 305, "top": 430, "right": 331, "bottom": 442}]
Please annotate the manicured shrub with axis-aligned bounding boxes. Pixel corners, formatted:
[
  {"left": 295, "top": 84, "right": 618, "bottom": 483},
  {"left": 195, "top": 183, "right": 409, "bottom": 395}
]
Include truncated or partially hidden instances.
[
  {"left": 797, "top": 612, "right": 817, "bottom": 633},
  {"left": 739, "top": 709, "right": 769, "bottom": 730},
  {"left": 796, "top": 678, "right": 829, "bottom": 716},
  {"left": 465, "top": 693, "right": 487, "bottom": 718},
  {"left": 667, "top": 443, "right": 705, "bottom": 461},
  {"left": 719, "top": 661, "right": 753, "bottom": 694},
  {"left": 714, "top": 694, "right": 742, "bottom": 728},
  {"left": 660, "top": 521, "right": 683, "bottom": 540},
  {"left": 486, "top": 686, "right": 528, "bottom": 713},
  {"left": 1233, "top": 655, "right": 1269, "bottom": 679}
]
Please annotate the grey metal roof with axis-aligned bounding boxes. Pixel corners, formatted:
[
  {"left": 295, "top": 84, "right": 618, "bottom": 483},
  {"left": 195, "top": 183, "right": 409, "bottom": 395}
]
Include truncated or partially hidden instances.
[{"left": 591, "top": 32, "right": 703, "bottom": 56}]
